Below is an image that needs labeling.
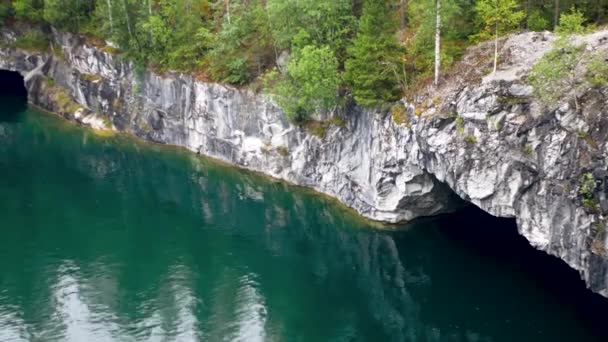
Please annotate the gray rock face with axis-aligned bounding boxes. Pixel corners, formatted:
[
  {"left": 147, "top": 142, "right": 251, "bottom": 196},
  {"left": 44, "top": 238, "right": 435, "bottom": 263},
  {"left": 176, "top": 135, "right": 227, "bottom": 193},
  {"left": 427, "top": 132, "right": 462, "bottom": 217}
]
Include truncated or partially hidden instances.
[{"left": 1, "top": 28, "right": 608, "bottom": 297}]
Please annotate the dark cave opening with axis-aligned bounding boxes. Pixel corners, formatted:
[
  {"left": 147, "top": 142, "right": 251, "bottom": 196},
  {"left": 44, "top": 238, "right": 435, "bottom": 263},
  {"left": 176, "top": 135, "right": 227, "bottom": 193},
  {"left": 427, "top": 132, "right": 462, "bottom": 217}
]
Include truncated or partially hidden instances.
[
  {"left": 438, "top": 205, "right": 608, "bottom": 340},
  {"left": 0, "top": 69, "right": 28, "bottom": 120},
  {"left": 0, "top": 69, "right": 27, "bottom": 99}
]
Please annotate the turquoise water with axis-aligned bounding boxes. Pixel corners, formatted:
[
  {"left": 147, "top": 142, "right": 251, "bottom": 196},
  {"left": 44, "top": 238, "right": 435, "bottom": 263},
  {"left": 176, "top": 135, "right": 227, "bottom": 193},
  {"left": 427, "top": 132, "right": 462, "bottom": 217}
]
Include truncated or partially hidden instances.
[{"left": 0, "top": 95, "right": 606, "bottom": 341}]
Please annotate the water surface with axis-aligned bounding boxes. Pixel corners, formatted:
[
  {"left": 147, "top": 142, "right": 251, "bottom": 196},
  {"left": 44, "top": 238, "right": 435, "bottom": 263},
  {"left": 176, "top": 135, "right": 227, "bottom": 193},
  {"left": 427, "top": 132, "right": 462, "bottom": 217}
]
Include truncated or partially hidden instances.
[{"left": 0, "top": 95, "right": 606, "bottom": 341}]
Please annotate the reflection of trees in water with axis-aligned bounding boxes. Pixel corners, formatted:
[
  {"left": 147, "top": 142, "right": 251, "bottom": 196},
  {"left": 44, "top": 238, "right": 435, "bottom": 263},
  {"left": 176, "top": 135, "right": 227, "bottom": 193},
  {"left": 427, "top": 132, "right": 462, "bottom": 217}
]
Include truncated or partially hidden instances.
[{"left": 0, "top": 116, "right": 498, "bottom": 342}]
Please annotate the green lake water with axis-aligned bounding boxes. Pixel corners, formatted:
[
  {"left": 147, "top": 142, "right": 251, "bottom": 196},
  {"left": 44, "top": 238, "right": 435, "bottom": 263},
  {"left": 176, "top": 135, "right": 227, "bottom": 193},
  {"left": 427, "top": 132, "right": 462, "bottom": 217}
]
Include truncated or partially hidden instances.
[{"left": 0, "top": 94, "right": 607, "bottom": 341}]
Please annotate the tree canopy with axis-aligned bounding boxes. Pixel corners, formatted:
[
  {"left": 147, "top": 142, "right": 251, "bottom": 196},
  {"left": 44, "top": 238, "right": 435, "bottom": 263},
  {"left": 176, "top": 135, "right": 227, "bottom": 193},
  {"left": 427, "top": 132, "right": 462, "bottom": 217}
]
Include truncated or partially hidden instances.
[{"left": 3, "top": 0, "right": 607, "bottom": 121}]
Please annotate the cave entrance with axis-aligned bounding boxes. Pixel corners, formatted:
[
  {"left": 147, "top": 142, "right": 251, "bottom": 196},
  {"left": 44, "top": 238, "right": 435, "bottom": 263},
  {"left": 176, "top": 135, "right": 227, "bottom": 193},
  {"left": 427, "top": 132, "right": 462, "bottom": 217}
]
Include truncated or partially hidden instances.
[
  {"left": 0, "top": 69, "right": 27, "bottom": 99},
  {"left": 0, "top": 69, "right": 28, "bottom": 120}
]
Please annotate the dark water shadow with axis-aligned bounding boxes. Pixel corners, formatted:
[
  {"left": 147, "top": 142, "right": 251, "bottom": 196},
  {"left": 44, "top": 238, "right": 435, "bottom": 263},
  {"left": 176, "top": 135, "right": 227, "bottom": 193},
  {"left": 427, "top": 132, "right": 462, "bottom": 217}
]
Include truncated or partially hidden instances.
[
  {"left": 0, "top": 70, "right": 28, "bottom": 122},
  {"left": 432, "top": 205, "right": 608, "bottom": 340}
]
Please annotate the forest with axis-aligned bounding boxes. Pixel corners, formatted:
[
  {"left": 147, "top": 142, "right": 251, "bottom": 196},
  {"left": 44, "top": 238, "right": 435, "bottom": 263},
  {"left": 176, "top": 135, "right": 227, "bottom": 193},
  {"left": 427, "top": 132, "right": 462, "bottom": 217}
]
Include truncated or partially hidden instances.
[{"left": 1, "top": 0, "right": 607, "bottom": 121}]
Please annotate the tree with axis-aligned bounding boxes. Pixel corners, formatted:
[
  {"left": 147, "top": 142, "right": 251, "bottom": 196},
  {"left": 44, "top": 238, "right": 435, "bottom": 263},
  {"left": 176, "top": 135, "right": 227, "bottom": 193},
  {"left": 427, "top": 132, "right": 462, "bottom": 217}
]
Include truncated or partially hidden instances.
[
  {"left": 345, "top": 0, "right": 401, "bottom": 107},
  {"left": 208, "top": 0, "right": 272, "bottom": 83},
  {"left": 266, "top": 0, "right": 354, "bottom": 60},
  {"left": 474, "top": 0, "right": 524, "bottom": 74},
  {"left": 0, "top": 1, "right": 13, "bottom": 23},
  {"left": 12, "top": 0, "right": 44, "bottom": 22},
  {"left": 43, "top": 0, "right": 92, "bottom": 31},
  {"left": 554, "top": 0, "right": 559, "bottom": 30},
  {"left": 271, "top": 45, "right": 341, "bottom": 122},
  {"left": 556, "top": 7, "right": 586, "bottom": 36},
  {"left": 434, "top": 0, "right": 441, "bottom": 86}
]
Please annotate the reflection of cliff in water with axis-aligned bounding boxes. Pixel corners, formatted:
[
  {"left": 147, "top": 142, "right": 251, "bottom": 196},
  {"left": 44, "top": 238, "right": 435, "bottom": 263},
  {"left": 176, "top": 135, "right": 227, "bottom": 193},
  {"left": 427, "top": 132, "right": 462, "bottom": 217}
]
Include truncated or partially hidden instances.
[{"left": 0, "top": 108, "right": 607, "bottom": 341}]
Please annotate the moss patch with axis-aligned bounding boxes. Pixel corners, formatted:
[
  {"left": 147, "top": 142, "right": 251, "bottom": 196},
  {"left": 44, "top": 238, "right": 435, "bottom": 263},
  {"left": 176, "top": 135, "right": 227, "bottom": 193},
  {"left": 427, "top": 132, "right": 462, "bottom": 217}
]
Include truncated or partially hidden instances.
[
  {"left": 81, "top": 73, "right": 103, "bottom": 83},
  {"left": 304, "top": 120, "right": 328, "bottom": 138},
  {"left": 497, "top": 95, "right": 530, "bottom": 105},
  {"left": 391, "top": 103, "right": 408, "bottom": 126},
  {"left": 303, "top": 117, "right": 346, "bottom": 139}
]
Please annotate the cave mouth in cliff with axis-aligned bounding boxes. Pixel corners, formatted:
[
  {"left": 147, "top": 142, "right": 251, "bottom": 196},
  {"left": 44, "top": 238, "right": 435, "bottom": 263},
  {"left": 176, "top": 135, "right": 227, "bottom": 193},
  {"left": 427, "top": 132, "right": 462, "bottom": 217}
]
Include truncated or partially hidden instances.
[
  {"left": 0, "top": 69, "right": 27, "bottom": 99},
  {"left": 0, "top": 70, "right": 27, "bottom": 120},
  {"left": 438, "top": 205, "right": 608, "bottom": 337}
]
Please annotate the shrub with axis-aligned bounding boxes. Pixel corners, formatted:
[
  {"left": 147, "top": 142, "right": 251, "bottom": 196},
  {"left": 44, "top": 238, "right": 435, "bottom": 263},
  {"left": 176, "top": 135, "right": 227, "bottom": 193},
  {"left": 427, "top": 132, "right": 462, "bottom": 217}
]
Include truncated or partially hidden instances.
[
  {"left": 528, "top": 40, "right": 585, "bottom": 105},
  {"left": 556, "top": 8, "right": 586, "bottom": 36},
  {"left": 528, "top": 10, "right": 550, "bottom": 31},
  {"left": 0, "top": 2, "right": 12, "bottom": 23},
  {"left": 464, "top": 134, "right": 477, "bottom": 144},
  {"left": 579, "top": 172, "right": 598, "bottom": 210},
  {"left": 391, "top": 103, "right": 408, "bottom": 126},
  {"left": 14, "top": 29, "right": 49, "bottom": 51},
  {"left": 455, "top": 116, "right": 465, "bottom": 134},
  {"left": 269, "top": 46, "right": 341, "bottom": 122},
  {"left": 586, "top": 52, "right": 608, "bottom": 87}
]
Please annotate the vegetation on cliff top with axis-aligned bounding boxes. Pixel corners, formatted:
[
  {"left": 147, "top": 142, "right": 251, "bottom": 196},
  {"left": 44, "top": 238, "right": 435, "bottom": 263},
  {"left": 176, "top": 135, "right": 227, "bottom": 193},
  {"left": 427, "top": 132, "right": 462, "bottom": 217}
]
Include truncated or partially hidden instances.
[{"left": 1, "top": 0, "right": 607, "bottom": 122}]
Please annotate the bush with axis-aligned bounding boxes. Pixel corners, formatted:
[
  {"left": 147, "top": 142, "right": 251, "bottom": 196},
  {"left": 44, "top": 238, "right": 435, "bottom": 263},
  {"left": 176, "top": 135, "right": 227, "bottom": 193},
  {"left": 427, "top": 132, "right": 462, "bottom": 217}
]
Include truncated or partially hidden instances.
[
  {"left": 579, "top": 172, "right": 598, "bottom": 210},
  {"left": 528, "top": 10, "right": 550, "bottom": 31},
  {"left": 528, "top": 40, "right": 585, "bottom": 104},
  {"left": 464, "top": 135, "right": 477, "bottom": 144},
  {"left": 556, "top": 8, "right": 586, "bottom": 36},
  {"left": 12, "top": 0, "right": 43, "bottom": 22},
  {"left": 0, "top": 2, "right": 12, "bottom": 23},
  {"left": 269, "top": 46, "right": 341, "bottom": 122},
  {"left": 14, "top": 29, "right": 49, "bottom": 51},
  {"left": 586, "top": 52, "right": 608, "bottom": 87}
]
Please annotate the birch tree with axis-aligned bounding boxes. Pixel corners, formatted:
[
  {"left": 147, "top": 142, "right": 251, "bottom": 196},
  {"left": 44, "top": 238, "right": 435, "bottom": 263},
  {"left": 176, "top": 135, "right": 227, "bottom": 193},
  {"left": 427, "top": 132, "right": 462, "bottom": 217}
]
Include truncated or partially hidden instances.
[
  {"left": 434, "top": 0, "right": 441, "bottom": 86},
  {"left": 475, "top": 0, "right": 524, "bottom": 74}
]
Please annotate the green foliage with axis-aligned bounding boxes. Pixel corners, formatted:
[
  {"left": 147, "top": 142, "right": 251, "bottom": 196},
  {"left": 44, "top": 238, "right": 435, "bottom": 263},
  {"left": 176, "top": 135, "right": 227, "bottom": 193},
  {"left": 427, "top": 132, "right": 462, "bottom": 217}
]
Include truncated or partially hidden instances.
[
  {"left": 527, "top": 10, "right": 550, "bottom": 31},
  {"left": 14, "top": 28, "right": 49, "bottom": 51},
  {"left": 12, "top": 0, "right": 43, "bottom": 22},
  {"left": 404, "top": 0, "right": 470, "bottom": 86},
  {"left": 556, "top": 8, "right": 586, "bottom": 36},
  {"left": 3, "top": 0, "right": 607, "bottom": 123},
  {"left": 455, "top": 116, "right": 464, "bottom": 134},
  {"left": 473, "top": 0, "right": 524, "bottom": 41},
  {"left": 208, "top": 0, "right": 271, "bottom": 84},
  {"left": 586, "top": 52, "right": 608, "bottom": 87},
  {"left": 0, "top": 1, "right": 13, "bottom": 23},
  {"left": 266, "top": 0, "right": 354, "bottom": 54},
  {"left": 345, "top": 0, "right": 401, "bottom": 107},
  {"left": 391, "top": 103, "right": 408, "bottom": 126},
  {"left": 579, "top": 172, "right": 598, "bottom": 210},
  {"left": 43, "top": 0, "right": 92, "bottom": 31},
  {"left": 270, "top": 45, "right": 341, "bottom": 122},
  {"left": 464, "top": 134, "right": 477, "bottom": 144},
  {"left": 528, "top": 40, "right": 585, "bottom": 104}
]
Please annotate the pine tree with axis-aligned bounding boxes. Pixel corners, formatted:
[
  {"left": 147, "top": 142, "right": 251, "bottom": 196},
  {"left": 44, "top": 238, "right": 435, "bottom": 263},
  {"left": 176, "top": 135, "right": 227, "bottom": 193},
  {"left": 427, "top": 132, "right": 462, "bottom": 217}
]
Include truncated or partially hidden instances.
[{"left": 344, "top": 0, "right": 401, "bottom": 107}]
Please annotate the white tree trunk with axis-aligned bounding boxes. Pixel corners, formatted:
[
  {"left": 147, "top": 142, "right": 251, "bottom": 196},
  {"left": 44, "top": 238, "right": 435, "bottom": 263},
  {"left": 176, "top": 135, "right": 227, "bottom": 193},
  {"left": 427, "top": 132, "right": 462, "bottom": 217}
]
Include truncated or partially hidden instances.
[
  {"left": 148, "top": 0, "right": 152, "bottom": 15},
  {"left": 106, "top": 0, "right": 114, "bottom": 34},
  {"left": 434, "top": 0, "right": 441, "bottom": 86},
  {"left": 122, "top": 0, "right": 133, "bottom": 39},
  {"left": 493, "top": 21, "right": 498, "bottom": 74}
]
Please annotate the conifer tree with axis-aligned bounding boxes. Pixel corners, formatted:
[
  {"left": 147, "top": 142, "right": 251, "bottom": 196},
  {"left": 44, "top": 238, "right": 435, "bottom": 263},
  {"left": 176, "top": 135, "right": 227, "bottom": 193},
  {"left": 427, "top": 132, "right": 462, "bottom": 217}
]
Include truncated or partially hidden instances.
[{"left": 344, "top": 0, "right": 401, "bottom": 107}]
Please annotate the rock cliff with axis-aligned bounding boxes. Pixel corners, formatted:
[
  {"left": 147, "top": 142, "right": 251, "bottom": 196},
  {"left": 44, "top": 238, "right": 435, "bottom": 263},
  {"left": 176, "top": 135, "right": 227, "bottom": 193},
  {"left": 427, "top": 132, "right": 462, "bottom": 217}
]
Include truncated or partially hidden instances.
[{"left": 1, "top": 27, "right": 607, "bottom": 297}]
